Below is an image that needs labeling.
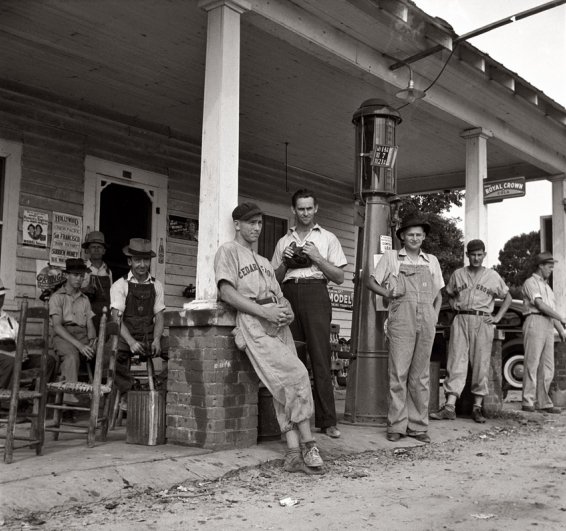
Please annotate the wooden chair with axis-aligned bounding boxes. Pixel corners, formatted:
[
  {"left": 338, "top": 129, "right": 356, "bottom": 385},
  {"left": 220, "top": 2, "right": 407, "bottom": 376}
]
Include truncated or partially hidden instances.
[
  {"left": 0, "top": 298, "right": 49, "bottom": 464},
  {"left": 45, "top": 308, "right": 121, "bottom": 447}
]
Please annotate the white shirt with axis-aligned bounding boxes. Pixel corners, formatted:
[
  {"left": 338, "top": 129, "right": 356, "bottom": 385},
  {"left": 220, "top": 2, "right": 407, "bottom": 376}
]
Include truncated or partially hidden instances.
[
  {"left": 271, "top": 224, "right": 347, "bottom": 282},
  {"left": 110, "top": 271, "right": 166, "bottom": 315},
  {"left": 0, "top": 310, "right": 19, "bottom": 358}
]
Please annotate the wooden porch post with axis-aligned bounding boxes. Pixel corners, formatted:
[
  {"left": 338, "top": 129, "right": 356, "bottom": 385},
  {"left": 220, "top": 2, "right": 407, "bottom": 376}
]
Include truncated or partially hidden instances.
[
  {"left": 461, "top": 127, "right": 492, "bottom": 247},
  {"left": 194, "top": 0, "right": 250, "bottom": 304}
]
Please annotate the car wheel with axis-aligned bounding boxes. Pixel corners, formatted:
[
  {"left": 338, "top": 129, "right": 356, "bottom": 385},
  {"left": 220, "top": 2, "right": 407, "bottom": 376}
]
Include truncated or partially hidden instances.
[{"left": 503, "top": 353, "right": 524, "bottom": 389}]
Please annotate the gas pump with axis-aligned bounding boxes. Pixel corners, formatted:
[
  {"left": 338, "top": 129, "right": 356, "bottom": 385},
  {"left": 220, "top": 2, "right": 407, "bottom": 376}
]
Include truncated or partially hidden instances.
[{"left": 344, "top": 99, "right": 402, "bottom": 425}]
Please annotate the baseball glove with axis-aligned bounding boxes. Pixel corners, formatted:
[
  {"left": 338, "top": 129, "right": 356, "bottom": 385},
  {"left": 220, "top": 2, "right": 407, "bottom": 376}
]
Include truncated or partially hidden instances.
[{"left": 283, "top": 241, "right": 313, "bottom": 269}]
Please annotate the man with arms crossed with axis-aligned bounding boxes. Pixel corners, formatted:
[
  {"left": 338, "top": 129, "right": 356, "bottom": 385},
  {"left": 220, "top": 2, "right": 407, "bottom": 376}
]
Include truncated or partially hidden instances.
[
  {"left": 366, "top": 217, "right": 444, "bottom": 443},
  {"left": 215, "top": 202, "right": 324, "bottom": 474},
  {"left": 272, "top": 189, "right": 347, "bottom": 439},
  {"left": 430, "top": 239, "right": 512, "bottom": 423}
]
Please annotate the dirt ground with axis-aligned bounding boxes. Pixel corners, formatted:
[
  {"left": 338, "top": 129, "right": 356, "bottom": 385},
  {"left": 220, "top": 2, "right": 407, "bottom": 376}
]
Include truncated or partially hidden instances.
[{"left": 6, "top": 407, "right": 566, "bottom": 531}]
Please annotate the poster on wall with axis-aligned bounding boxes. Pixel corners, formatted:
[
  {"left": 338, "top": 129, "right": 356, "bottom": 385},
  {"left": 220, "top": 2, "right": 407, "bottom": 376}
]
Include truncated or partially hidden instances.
[
  {"left": 167, "top": 215, "right": 199, "bottom": 241},
  {"left": 36, "top": 259, "right": 64, "bottom": 298},
  {"left": 22, "top": 209, "right": 48, "bottom": 248},
  {"left": 49, "top": 212, "right": 83, "bottom": 267}
]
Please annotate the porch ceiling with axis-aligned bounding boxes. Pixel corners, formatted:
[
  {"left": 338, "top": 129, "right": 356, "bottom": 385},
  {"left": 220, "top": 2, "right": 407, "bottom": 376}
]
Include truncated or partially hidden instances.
[{"left": 0, "top": 0, "right": 556, "bottom": 194}]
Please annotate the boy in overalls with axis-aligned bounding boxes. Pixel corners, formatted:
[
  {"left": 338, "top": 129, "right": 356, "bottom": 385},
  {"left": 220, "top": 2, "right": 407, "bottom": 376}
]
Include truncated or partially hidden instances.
[
  {"left": 367, "top": 217, "right": 444, "bottom": 443},
  {"left": 110, "top": 238, "right": 165, "bottom": 397}
]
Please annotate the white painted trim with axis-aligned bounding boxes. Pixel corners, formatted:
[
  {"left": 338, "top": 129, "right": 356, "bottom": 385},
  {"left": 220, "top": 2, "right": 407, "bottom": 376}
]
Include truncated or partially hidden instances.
[
  {"left": 83, "top": 156, "right": 168, "bottom": 283},
  {"left": 0, "top": 139, "right": 22, "bottom": 305}
]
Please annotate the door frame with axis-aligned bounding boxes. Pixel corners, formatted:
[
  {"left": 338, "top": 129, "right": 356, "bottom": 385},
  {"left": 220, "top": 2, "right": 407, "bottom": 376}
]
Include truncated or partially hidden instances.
[{"left": 83, "top": 156, "right": 167, "bottom": 282}]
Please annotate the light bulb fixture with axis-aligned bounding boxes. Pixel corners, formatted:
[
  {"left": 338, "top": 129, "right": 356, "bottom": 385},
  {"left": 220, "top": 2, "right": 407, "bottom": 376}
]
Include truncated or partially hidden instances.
[{"left": 394, "top": 64, "right": 426, "bottom": 103}]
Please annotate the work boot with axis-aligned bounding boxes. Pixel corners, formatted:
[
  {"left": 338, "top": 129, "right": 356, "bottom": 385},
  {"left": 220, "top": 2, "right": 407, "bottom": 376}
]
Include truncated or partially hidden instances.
[
  {"left": 429, "top": 404, "right": 456, "bottom": 420},
  {"left": 472, "top": 406, "right": 486, "bottom": 424},
  {"left": 284, "top": 449, "right": 324, "bottom": 475},
  {"left": 302, "top": 441, "right": 323, "bottom": 468}
]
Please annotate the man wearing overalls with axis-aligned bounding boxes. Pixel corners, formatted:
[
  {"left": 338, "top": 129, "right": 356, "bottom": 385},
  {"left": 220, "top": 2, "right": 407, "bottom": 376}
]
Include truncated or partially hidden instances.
[
  {"left": 367, "top": 217, "right": 444, "bottom": 443},
  {"left": 81, "top": 231, "right": 112, "bottom": 333},
  {"left": 110, "top": 238, "right": 165, "bottom": 396}
]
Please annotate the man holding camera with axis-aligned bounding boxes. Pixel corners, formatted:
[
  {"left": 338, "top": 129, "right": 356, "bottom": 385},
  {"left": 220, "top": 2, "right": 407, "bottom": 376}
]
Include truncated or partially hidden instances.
[{"left": 272, "top": 189, "right": 347, "bottom": 439}]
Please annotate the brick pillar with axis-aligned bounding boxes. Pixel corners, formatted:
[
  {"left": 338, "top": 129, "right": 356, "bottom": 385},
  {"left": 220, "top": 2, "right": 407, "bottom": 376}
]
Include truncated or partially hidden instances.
[
  {"left": 164, "top": 304, "right": 259, "bottom": 450},
  {"left": 483, "top": 330, "right": 504, "bottom": 417}
]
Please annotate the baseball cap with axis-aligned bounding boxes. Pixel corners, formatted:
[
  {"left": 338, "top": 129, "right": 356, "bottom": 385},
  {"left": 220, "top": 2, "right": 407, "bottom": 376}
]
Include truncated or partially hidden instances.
[
  {"left": 466, "top": 239, "right": 485, "bottom": 253},
  {"left": 232, "top": 202, "right": 263, "bottom": 221}
]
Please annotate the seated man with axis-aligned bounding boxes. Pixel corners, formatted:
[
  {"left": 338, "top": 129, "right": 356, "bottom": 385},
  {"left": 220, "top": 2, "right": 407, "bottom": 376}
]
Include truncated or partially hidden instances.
[
  {"left": 214, "top": 202, "right": 324, "bottom": 474},
  {"left": 0, "top": 279, "right": 56, "bottom": 390},
  {"left": 49, "top": 259, "right": 96, "bottom": 404},
  {"left": 109, "top": 238, "right": 166, "bottom": 400}
]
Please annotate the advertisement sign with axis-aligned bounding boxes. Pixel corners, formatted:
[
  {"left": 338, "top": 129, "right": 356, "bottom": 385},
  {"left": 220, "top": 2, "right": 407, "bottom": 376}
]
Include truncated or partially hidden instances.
[
  {"left": 483, "top": 177, "right": 526, "bottom": 204},
  {"left": 167, "top": 215, "right": 199, "bottom": 241},
  {"left": 49, "top": 212, "right": 83, "bottom": 267},
  {"left": 328, "top": 287, "right": 353, "bottom": 310},
  {"left": 22, "top": 209, "right": 48, "bottom": 248}
]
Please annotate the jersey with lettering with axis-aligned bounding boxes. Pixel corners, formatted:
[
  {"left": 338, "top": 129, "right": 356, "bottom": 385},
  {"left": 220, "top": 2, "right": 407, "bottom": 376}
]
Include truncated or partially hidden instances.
[
  {"left": 215, "top": 241, "right": 281, "bottom": 300},
  {"left": 447, "top": 266, "right": 509, "bottom": 313}
]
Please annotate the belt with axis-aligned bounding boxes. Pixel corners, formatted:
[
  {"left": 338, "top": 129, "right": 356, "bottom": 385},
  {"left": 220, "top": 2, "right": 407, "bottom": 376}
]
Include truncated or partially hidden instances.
[
  {"left": 283, "top": 278, "right": 327, "bottom": 285},
  {"left": 526, "top": 312, "right": 543, "bottom": 317},
  {"left": 456, "top": 310, "right": 491, "bottom": 317},
  {"left": 252, "top": 296, "right": 278, "bottom": 305}
]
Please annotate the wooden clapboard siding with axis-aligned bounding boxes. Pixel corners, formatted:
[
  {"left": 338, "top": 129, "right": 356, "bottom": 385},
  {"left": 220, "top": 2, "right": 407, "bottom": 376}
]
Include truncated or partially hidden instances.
[{"left": 0, "top": 83, "right": 357, "bottom": 337}]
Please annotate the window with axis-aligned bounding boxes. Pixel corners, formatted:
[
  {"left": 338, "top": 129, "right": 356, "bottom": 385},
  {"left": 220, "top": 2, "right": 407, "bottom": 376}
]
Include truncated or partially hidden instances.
[
  {"left": 0, "top": 140, "right": 23, "bottom": 304},
  {"left": 258, "top": 214, "right": 288, "bottom": 259}
]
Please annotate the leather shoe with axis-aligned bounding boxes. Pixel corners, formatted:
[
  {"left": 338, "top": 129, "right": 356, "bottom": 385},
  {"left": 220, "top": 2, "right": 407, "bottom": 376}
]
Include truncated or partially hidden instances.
[
  {"left": 522, "top": 405, "right": 535, "bottom": 412},
  {"left": 322, "top": 426, "right": 341, "bottom": 438},
  {"left": 386, "top": 432, "right": 402, "bottom": 442},
  {"left": 539, "top": 406, "right": 561, "bottom": 414},
  {"left": 472, "top": 407, "right": 486, "bottom": 424},
  {"left": 407, "top": 432, "right": 431, "bottom": 444}
]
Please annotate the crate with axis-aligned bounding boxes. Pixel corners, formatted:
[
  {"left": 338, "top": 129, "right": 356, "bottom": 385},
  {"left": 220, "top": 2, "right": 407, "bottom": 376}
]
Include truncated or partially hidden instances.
[{"left": 126, "top": 389, "right": 166, "bottom": 445}]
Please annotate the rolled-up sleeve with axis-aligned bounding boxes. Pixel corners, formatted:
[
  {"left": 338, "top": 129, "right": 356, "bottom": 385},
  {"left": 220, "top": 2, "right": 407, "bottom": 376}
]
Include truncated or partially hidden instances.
[{"left": 110, "top": 278, "right": 128, "bottom": 312}]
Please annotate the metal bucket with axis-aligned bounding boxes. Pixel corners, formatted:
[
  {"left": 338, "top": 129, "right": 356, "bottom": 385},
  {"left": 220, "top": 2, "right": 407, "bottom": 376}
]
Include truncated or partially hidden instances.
[{"left": 126, "top": 389, "right": 166, "bottom": 445}]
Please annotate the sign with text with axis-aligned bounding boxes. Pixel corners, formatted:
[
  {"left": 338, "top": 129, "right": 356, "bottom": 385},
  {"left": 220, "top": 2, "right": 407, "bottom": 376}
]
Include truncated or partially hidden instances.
[
  {"left": 167, "top": 215, "right": 198, "bottom": 241},
  {"left": 483, "top": 177, "right": 526, "bottom": 204},
  {"left": 49, "top": 212, "right": 83, "bottom": 266},
  {"left": 371, "top": 145, "right": 398, "bottom": 168},
  {"left": 22, "top": 209, "right": 48, "bottom": 248},
  {"left": 328, "top": 287, "right": 353, "bottom": 311}
]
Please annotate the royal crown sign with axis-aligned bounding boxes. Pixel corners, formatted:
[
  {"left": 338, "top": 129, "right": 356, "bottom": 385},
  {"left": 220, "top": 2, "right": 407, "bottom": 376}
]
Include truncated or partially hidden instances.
[{"left": 483, "top": 177, "right": 526, "bottom": 204}]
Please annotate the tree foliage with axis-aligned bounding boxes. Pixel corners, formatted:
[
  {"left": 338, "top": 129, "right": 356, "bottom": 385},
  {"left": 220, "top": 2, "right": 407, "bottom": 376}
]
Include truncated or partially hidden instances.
[
  {"left": 399, "top": 192, "right": 464, "bottom": 285},
  {"left": 494, "top": 231, "right": 540, "bottom": 291}
]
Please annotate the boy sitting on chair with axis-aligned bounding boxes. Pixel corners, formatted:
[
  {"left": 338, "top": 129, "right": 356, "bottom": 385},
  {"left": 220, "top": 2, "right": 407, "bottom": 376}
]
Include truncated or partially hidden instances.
[{"left": 49, "top": 259, "right": 97, "bottom": 404}]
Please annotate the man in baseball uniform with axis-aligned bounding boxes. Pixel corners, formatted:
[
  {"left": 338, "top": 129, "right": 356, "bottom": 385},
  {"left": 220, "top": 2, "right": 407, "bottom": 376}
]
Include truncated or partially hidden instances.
[
  {"left": 430, "top": 239, "right": 512, "bottom": 423},
  {"left": 215, "top": 202, "right": 324, "bottom": 474},
  {"left": 521, "top": 251, "right": 566, "bottom": 413},
  {"left": 272, "top": 189, "right": 347, "bottom": 439},
  {"left": 366, "top": 216, "right": 444, "bottom": 443}
]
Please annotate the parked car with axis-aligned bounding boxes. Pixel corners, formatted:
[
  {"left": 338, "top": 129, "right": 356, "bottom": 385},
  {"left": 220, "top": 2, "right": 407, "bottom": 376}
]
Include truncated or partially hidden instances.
[{"left": 434, "top": 299, "right": 527, "bottom": 397}]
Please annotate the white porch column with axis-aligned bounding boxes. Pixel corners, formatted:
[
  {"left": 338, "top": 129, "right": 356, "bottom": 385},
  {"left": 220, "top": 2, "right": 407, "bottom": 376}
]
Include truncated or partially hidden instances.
[
  {"left": 550, "top": 175, "right": 566, "bottom": 313},
  {"left": 461, "top": 127, "right": 493, "bottom": 246},
  {"left": 192, "top": 0, "right": 250, "bottom": 304}
]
